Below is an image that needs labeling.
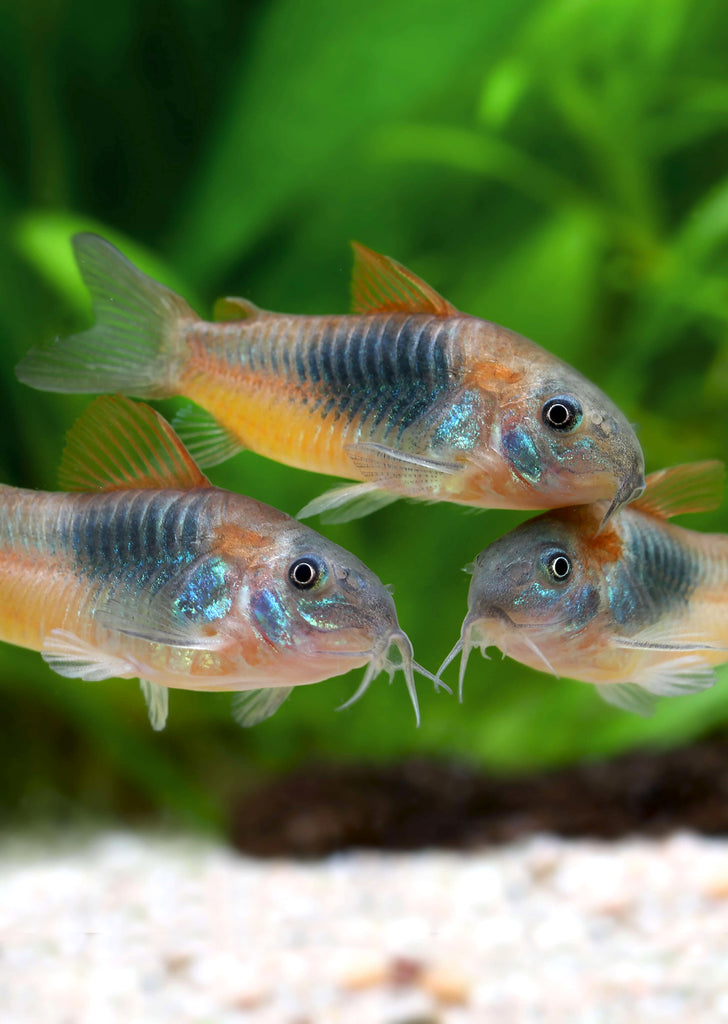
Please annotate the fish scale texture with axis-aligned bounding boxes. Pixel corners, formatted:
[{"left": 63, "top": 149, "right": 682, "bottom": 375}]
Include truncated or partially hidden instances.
[{"left": 2, "top": 830, "right": 728, "bottom": 1023}]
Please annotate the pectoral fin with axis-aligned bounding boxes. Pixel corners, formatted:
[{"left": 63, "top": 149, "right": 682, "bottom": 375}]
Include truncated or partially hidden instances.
[
  {"left": 638, "top": 657, "right": 718, "bottom": 698},
  {"left": 92, "top": 555, "right": 235, "bottom": 650},
  {"left": 347, "top": 441, "right": 462, "bottom": 489},
  {"left": 42, "top": 630, "right": 172, "bottom": 730},
  {"left": 298, "top": 482, "right": 399, "bottom": 522},
  {"left": 298, "top": 443, "right": 464, "bottom": 522},
  {"left": 610, "top": 623, "right": 728, "bottom": 653},
  {"left": 607, "top": 620, "right": 723, "bottom": 706},
  {"left": 597, "top": 654, "right": 718, "bottom": 716},
  {"left": 94, "top": 594, "right": 226, "bottom": 651},
  {"left": 231, "top": 686, "right": 294, "bottom": 727}
]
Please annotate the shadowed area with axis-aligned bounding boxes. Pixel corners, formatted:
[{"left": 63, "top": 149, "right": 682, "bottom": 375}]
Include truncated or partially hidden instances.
[{"left": 230, "top": 740, "right": 728, "bottom": 857}]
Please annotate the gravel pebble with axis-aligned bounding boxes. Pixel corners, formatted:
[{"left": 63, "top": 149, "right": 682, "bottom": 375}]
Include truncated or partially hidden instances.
[{"left": 1, "top": 831, "right": 728, "bottom": 1023}]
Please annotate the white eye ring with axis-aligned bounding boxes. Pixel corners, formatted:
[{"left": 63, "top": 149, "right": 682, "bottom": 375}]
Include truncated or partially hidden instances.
[
  {"left": 547, "top": 553, "right": 572, "bottom": 580},
  {"left": 542, "top": 395, "right": 582, "bottom": 432},
  {"left": 288, "top": 557, "right": 321, "bottom": 590}
]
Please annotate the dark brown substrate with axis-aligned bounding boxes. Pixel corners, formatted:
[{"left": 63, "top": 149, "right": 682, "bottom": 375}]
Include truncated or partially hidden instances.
[{"left": 230, "top": 740, "right": 728, "bottom": 858}]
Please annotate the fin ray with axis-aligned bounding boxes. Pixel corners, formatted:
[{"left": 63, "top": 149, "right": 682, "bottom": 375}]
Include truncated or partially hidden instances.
[
  {"left": 638, "top": 657, "right": 717, "bottom": 697},
  {"left": 347, "top": 441, "right": 461, "bottom": 488},
  {"left": 298, "top": 441, "right": 464, "bottom": 521},
  {"left": 350, "top": 243, "right": 458, "bottom": 317},
  {"left": 17, "top": 233, "right": 194, "bottom": 397},
  {"left": 610, "top": 621, "right": 728, "bottom": 653},
  {"left": 231, "top": 686, "right": 293, "bottom": 726},
  {"left": 58, "top": 396, "right": 210, "bottom": 491},
  {"left": 41, "top": 629, "right": 137, "bottom": 681},
  {"left": 94, "top": 564, "right": 231, "bottom": 652},
  {"left": 597, "top": 682, "right": 656, "bottom": 716},
  {"left": 298, "top": 482, "right": 398, "bottom": 523},
  {"left": 172, "top": 404, "right": 245, "bottom": 468},
  {"left": 633, "top": 461, "right": 725, "bottom": 519},
  {"left": 139, "top": 679, "right": 169, "bottom": 731}
]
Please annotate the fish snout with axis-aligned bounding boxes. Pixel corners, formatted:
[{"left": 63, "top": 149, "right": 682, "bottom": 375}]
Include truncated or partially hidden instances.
[
  {"left": 468, "top": 603, "right": 514, "bottom": 628},
  {"left": 470, "top": 556, "right": 531, "bottom": 610},
  {"left": 601, "top": 452, "right": 646, "bottom": 526}
]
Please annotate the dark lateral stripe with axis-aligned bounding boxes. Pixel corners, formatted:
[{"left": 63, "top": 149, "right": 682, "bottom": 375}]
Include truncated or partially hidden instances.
[
  {"left": 611, "top": 519, "right": 698, "bottom": 627},
  {"left": 289, "top": 314, "right": 454, "bottom": 433},
  {"left": 69, "top": 491, "right": 208, "bottom": 585},
  {"left": 284, "top": 315, "right": 450, "bottom": 389},
  {"left": 226, "top": 312, "right": 455, "bottom": 391}
]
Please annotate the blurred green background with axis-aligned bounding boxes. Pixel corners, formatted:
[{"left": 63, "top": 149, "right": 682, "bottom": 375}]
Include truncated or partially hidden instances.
[{"left": 2, "top": 0, "right": 728, "bottom": 834}]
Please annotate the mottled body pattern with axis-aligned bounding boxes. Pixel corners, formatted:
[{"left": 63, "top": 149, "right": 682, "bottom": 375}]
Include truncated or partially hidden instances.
[
  {"left": 17, "top": 236, "right": 645, "bottom": 521},
  {"left": 442, "top": 463, "right": 728, "bottom": 713}
]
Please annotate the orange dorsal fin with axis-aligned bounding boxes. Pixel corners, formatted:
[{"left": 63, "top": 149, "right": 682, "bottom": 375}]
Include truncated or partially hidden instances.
[
  {"left": 350, "top": 242, "right": 458, "bottom": 317},
  {"left": 632, "top": 460, "right": 725, "bottom": 519},
  {"left": 213, "top": 296, "right": 265, "bottom": 322},
  {"left": 59, "top": 395, "right": 211, "bottom": 492}
]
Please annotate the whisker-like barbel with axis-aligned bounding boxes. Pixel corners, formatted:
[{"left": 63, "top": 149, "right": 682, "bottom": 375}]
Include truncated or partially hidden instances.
[
  {"left": 337, "top": 630, "right": 450, "bottom": 727},
  {"left": 18, "top": 234, "right": 644, "bottom": 523},
  {"left": 448, "top": 461, "right": 728, "bottom": 716},
  {"left": 0, "top": 396, "right": 438, "bottom": 731}
]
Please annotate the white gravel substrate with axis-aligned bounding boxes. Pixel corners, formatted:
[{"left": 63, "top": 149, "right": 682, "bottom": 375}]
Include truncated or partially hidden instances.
[{"left": 2, "top": 830, "right": 728, "bottom": 1024}]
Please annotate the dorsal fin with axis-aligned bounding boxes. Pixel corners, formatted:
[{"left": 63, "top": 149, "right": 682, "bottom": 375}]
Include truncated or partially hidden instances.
[
  {"left": 213, "top": 296, "right": 265, "bottom": 322},
  {"left": 59, "top": 395, "right": 211, "bottom": 492},
  {"left": 631, "top": 460, "right": 725, "bottom": 519},
  {"left": 350, "top": 242, "right": 458, "bottom": 317}
]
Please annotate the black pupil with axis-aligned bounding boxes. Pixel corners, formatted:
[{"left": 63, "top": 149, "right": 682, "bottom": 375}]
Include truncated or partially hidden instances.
[
  {"left": 290, "top": 558, "right": 319, "bottom": 589},
  {"left": 550, "top": 555, "right": 571, "bottom": 579},
  {"left": 548, "top": 403, "right": 570, "bottom": 426},
  {"left": 543, "top": 396, "right": 580, "bottom": 431}
]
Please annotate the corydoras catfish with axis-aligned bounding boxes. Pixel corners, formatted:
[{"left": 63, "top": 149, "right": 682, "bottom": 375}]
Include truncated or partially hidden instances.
[
  {"left": 17, "top": 235, "right": 645, "bottom": 524},
  {"left": 440, "top": 462, "right": 728, "bottom": 714},
  {"left": 0, "top": 396, "right": 436, "bottom": 729}
]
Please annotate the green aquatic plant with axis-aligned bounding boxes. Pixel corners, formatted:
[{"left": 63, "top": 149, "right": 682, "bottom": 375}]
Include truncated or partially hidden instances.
[{"left": 1, "top": 0, "right": 728, "bottom": 828}]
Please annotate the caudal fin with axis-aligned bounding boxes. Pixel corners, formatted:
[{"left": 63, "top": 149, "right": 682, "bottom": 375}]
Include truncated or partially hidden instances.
[{"left": 16, "top": 234, "right": 196, "bottom": 398}]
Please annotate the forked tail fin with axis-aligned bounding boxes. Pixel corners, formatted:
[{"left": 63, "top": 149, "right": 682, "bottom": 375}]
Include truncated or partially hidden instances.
[{"left": 16, "top": 233, "right": 196, "bottom": 398}]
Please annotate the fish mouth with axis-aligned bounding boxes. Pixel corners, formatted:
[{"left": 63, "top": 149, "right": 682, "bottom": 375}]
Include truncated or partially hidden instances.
[
  {"left": 333, "top": 629, "right": 449, "bottom": 727},
  {"left": 474, "top": 604, "right": 517, "bottom": 628},
  {"left": 437, "top": 609, "right": 559, "bottom": 701}
]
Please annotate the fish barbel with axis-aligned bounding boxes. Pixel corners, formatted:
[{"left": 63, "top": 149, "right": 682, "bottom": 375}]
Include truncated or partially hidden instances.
[
  {"left": 0, "top": 396, "right": 436, "bottom": 729},
  {"left": 440, "top": 461, "right": 728, "bottom": 714},
  {"left": 17, "top": 235, "right": 645, "bottom": 523}
]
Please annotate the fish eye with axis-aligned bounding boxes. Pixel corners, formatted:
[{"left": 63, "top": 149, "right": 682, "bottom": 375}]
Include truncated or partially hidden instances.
[
  {"left": 542, "top": 395, "right": 582, "bottom": 432},
  {"left": 288, "top": 556, "right": 323, "bottom": 590},
  {"left": 544, "top": 551, "right": 572, "bottom": 581}
]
